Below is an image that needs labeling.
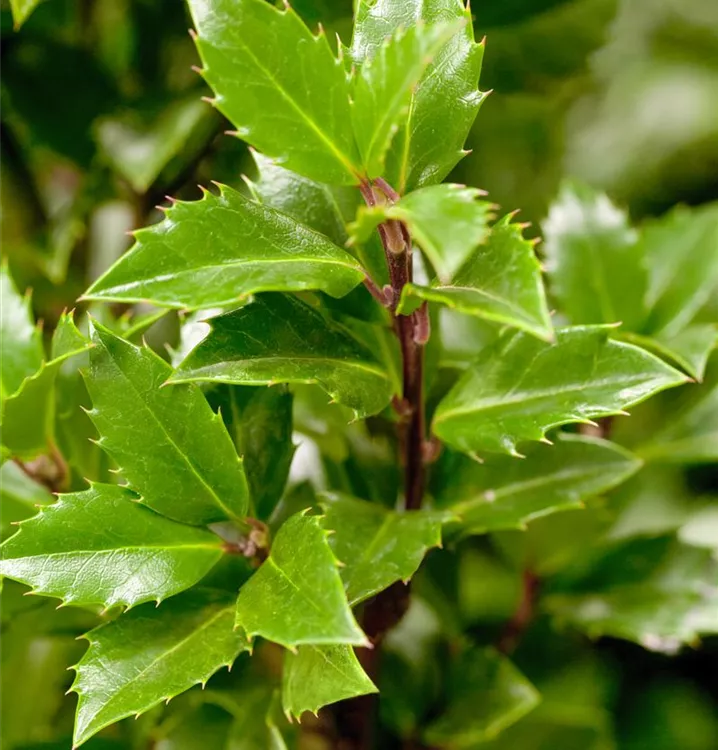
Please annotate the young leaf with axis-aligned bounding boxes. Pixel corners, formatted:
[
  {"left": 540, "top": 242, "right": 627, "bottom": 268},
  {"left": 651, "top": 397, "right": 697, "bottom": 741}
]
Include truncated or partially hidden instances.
[
  {"left": 424, "top": 646, "right": 540, "bottom": 748},
  {"left": 282, "top": 645, "right": 377, "bottom": 720},
  {"left": 432, "top": 434, "right": 642, "bottom": 535},
  {"left": 83, "top": 184, "right": 365, "bottom": 309},
  {"left": 71, "top": 589, "right": 248, "bottom": 747},
  {"left": 351, "top": 0, "right": 485, "bottom": 192},
  {"left": 85, "top": 322, "right": 249, "bottom": 526},
  {"left": 235, "top": 512, "right": 368, "bottom": 648},
  {"left": 51, "top": 310, "right": 89, "bottom": 359},
  {"left": 351, "top": 21, "right": 460, "bottom": 178},
  {"left": 187, "top": 0, "right": 360, "bottom": 184},
  {"left": 397, "top": 214, "right": 553, "bottom": 341},
  {"left": 433, "top": 326, "right": 688, "bottom": 457},
  {"left": 9, "top": 0, "right": 43, "bottom": 29},
  {"left": 543, "top": 182, "right": 645, "bottom": 330},
  {"left": 171, "top": 294, "right": 394, "bottom": 419},
  {"left": 321, "top": 492, "right": 446, "bottom": 605},
  {"left": 0, "top": 483, "right": 224, "bottom": 609},
  {"left": 0, "top": 264, "right": 43, "bottom": 399}
]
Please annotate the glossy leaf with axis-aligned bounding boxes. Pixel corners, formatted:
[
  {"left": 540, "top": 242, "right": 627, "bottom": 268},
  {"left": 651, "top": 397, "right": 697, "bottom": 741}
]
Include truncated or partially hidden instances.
[
  {"left": 398, "top": 214, "right": 553, "bottom": 341},
  {"left": 0, "top": 264, "right": 43, "bottom": 399},
  {"left": 424, "top": 646, "right": 540, "bottom": 747},
  {"left": 187, "top": 0, "right": 360, "bottom": 184},
  {"left": 282, "top": 645, "right": 377, "bottom": 720},
  {"left": 171, "top": 294, "right": 394, "bottom": 419},
  {"left": 352, "top": 0, "right": 485, "bottom": 192},
  {"left": 543, "top": 182, "right": 645, "bottom": 329},
  {"left": 0, "top": 483, "right": 223, "bottom": 609},
  {"left": 433, "top": 326, "right": 687, "bottom": 456},
  {"left": 234, "top": 512, "right": 368, "bottom": 648},
  {"left": 351, "top": 22, "right": 460, "bottom": 178},
  {"left": 71, "top": 589, "right": 248, "bottom": 747},
  {"left": 321, "top": 492, "right": 446, "bottom": 605},
  {"left": 85, "top": 322, "right": 249, "bottom": 525},
  {"left": 433, "top": 434, "right": 642, "bottom": 534},
  {"left": 83, "top": 184, "right": 364, "bottom": 309}
]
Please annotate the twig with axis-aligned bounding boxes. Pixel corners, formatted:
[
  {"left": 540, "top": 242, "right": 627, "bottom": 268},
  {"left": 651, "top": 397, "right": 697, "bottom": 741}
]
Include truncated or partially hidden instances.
[{"left": 497, "top": 570, "right": 540, "bottom": 654}]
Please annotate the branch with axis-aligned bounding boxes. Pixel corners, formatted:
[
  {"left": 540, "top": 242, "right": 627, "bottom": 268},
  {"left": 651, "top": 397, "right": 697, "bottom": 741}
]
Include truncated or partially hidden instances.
[{"left": 497, "top": 570, "right": 540, "bottom": 654}]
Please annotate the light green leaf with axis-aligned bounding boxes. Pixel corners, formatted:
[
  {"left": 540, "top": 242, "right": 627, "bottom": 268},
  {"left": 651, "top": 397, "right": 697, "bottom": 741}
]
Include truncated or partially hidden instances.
[
  {"left": 433, "top": 326, "right": 688, "bottom": 457},
  {"left": 0, "top": 264, "right": 43, "bottom": 399},
  {"left": 85, "top": 322, "right": 249, "bottom": 525},
  {"left": 321, "top": 492, "right": 446, "bottom": 605},
  {"left": 424, "top": 646, "right": 540, "bottom": 748},
  {"left": 0, "top": 461, "right": 53, "bottom": 540},
  {"left": 679, "top": 506, "right": 718, "bottom": 556},
  {"left": 433, "top": 433, "right": 642, "bottom": 535},
  {"left": 0, "top": 483, "right": 223, "bottom": 609},
  {"left": 282, "top": 645, "right": 377, "bottom": 720},
  {"left": 9, "top": 0, "right": 44, "bottom": 29},
  {"left": 83, "top": 184, "right": 365, "bottom": 309},
  {"left": 352, "top": 0, "right": 485, "bottom": 192},
  {"left": 187, "top": 0, "right": 360, "bottom": 184},
  {"left": 543, "top": 182, "right": 645, "bottom": 330},
  {"left": 171, "top": 294, "right": 394, "bottom": 419},
  {"left": 71, "top": 589, "right": 248, "bottom": 747},
  {"left": 235, "top": 512, "right": 368, "bottom": 648},
  {"left": 397, "top": 213, "right": 553, "bottom": 341},
  {"left": 51, "top": 310, "right": 89, "bottom": 359},
  {"left": 351, "top": 22, "right": 460, "bottom": 179}
]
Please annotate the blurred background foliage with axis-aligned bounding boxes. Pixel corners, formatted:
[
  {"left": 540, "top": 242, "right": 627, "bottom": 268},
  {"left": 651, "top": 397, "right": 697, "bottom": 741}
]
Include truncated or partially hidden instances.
[{"left": 1, "top": 0, "right": 717, "bottom": 748}]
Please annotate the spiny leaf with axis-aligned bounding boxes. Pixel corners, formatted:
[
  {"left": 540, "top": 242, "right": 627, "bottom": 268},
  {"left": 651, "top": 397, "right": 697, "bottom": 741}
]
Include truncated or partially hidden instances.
[
  {"left": 0, "top": 460, "right": 53, "bottom": 540},
  {"left": 71, "top": 589, "right": 248, "bottom": 747},
  {"left": 83, "top": 184, "right": 365, "bottom": 309},
  {"left": 170, "top": 294, "right": 394, "bottom": 419},
  {"left": 433, "top": 326, "right": 688, "bottom": 457},
  {"left": 282, "top": 645, "right": 377, "bottom": 720},
  {"left": 352, "top": 0, "right": 485, "bottom": 192},
  {"left": 51, "top": 310, "right": 89, "bottom": 359},
  {"left": 187, "top": 0, "right": 361, "bottom": 184},
  {"left": 432, "top": 434, "right": 642, "bottom": 535},
  {"left": 397, "top": 213, "right": 553, "bottom": 341},
  {"left": 235, "top": 512, "right": 368, "bottom": 648},
  {"left": 351, "top": 21, "right": 461, "bottom": 179},
  {"left": 0, "top": 483, "right": 224, "bottom": 609},
  {"left": 321, "top": 492, "right": 447, "bottom": 605},
  {"left": 85, "top": 322, "right": 249, "bottom": 526}
]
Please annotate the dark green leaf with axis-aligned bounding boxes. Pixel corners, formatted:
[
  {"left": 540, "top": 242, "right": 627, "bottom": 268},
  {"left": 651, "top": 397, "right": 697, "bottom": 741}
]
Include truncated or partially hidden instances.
[
  {"left": 433, "top": 434, "right": 642, "bottom": 534},
  {"left": 187, "top": 0, "right": 361, "bottom": 184},
  {"left": 433, "top": 326, "right": 687, "bottom": 456},
  {"left": 0, "top": 483, "right": 223, "bottom": 609},
  {"left": 171, "top": 294, "right": 394, "bottom": 419},
  {"left": 85, "top": 322, "right": 249, "bottom": 525},
  {"left": 83, "top": 184, "right": 365, "bottom": 309},
  {"left": 351, "top": 22, "right": 460, "bottom": 178},
  {"left": 352, "top": 0, "right": 485, "bottom": 192},
  {"left": 282, "top": 645, "right": 377, "bottom": 720},
  {"left": 235, "top": 512, "right": 368, "bottom": 648},
  {"left": 321, "top": 492, "right": 446, "bottom": 604},
  {"left": 71, "top": 589, "right": 248, "bottom": 747},
  {"left": 397, "top": 213, "right": 553, "bottom": 341}
]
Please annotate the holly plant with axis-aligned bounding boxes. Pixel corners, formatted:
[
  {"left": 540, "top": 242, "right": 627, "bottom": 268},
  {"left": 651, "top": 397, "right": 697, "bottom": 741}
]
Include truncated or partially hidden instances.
[{"left": 2, "top": 0, "right": 717, "bottom": 749}]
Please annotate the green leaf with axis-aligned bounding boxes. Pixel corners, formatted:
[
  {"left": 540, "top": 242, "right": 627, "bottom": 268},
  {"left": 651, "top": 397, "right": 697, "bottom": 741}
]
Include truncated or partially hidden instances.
[
  {"left": 433, "top": 326, "right": 688, "bottom": 457},
  {"left": 351, "top": 21, "right": 460, "bottom": 178},
  {"left": 0, "top": 264, "right": 43, "bottom": 399},
  {"left": 679, "top": 506, "right": 718, "bottom": 556},
  {"left": 85, "top": 322, "right": 249, "bottom": 525},
  {"left": 0, "top": 483, "right": 224, "bottom": 609},
  {"left": 71, "top": 589, "right": 248, "bottom": 747},
  {"left": 282, "top": 645, "right": 377, "bottom": 720},
  {"left": 320, "top": 492, "right": 446, "bottom": 605},
  {"left": 51, "top": 310, "right": 89, "bottom": 359},
  {"left": 171, "top": 294, "right": 394, "bottom": 419},
  {"left": 0, "top": 461, "right": 53, "bottom": 540},
  {"left": 83, "top": 184, "right": 365, "bottom": 309},
  {"left": 187, "top": 0, "right": 360, "bottom": 184},
  {"left": 224, "top": 685, "right": 290, "bottom": 750},
  {"left": 543, "top": 182, "right": 645, "bottom": 330},
  {"left": 9, "top": 0, "right": 44, "bottom": 29},
  {"left": 424, "top": 646, "right": 540, "bottom": 748},
  {"left": 397, "top": 213, "right": 553, "bottom": 341},
  {"left": 433, "top": 434, "right": 642, "bottom": 535},
  {"left": 642, "top": 203, "right": 718, "bottom": 337},
  {"left": 352, "top": 0, "right": 485, "bottom": 192},
  {"left": 235, "top": 512, "right": 368, "bottom": 648}
]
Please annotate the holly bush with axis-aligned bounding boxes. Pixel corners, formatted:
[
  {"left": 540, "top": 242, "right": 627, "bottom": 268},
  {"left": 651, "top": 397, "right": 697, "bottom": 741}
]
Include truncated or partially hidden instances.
[{"left": 1, "top": 1, "right": 717, "bottom": 749}]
